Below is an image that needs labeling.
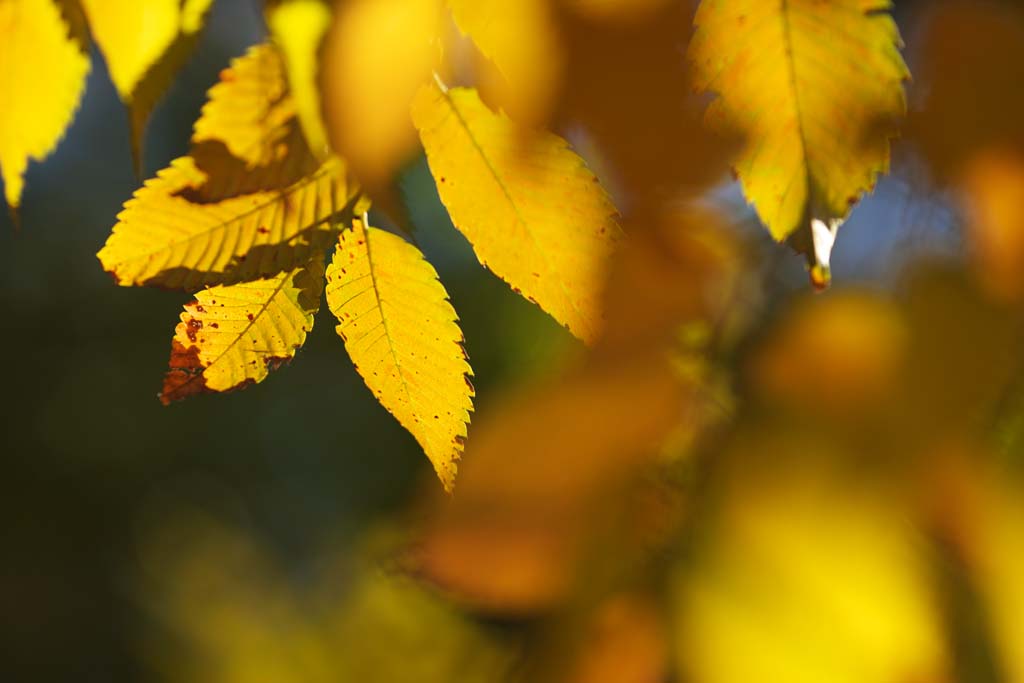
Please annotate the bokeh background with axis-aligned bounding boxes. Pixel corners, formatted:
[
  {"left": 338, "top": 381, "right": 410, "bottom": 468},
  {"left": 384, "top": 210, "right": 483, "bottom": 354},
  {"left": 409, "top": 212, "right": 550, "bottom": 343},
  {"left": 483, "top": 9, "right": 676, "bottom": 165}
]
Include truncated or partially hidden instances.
[
  {"left": 0, "top": 3, "right": 576, "bottom": 679},
  {"left": 3, "top": 1, "right": 1023, "bottom": 682}
]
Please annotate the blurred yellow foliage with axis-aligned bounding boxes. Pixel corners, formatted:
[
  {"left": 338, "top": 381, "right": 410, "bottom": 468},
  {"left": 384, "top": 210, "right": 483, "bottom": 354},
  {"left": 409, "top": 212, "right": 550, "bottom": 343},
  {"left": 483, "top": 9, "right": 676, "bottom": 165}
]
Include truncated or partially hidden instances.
[
  {"left": 0, "top": 0, "right": 89, "bottom": 211},
  {"left": 674, "top": 467, "right": 946, "bottom": 683}
]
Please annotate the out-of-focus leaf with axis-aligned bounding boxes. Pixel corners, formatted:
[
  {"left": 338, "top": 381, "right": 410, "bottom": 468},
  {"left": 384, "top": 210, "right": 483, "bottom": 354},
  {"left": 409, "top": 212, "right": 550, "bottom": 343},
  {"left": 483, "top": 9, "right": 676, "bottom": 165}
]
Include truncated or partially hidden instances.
[
  {"left": 81, "top": 0, "right": 214, "bottom": 161},
  {"left": 266, "top": 0, "right": 332, "bottom": 159},
  {"left": 0, "top": 0, "right": 89, "bottom": 212},
  {"left": 560, "top": 0, "right": 675, "bottom": 23},
  {"left": 448, "top": 0, "right": 562, "bottom": 125},
  {"left": 958, "top": 152, "right": 1024, "bottom": 302},
  {"left": 568, "top": 593, "right": 670, "bottom": 683},
  {"left": 556, "top": 1, "right": 730, "bottom": 209},
  {"left": 596, "top": 211, "right": 744, "bottom": 354},
  {"left": 81, "top": 0, "right": 178, "bottom": 100},
  {"left": 97, "top": 155, "right": 358, "bottom": 289},
  {"left": 688, "top": 0, "right": 908, "bottom": 254},
  {"left": 674, "top": 466, "right": 946, "bottom": 683},
  {"left": 325, "top": 569, "right": 514, "bottom": 683},
  {"left": 412, "top": 83, "right": 621, "bottom": 342},
  {"left": 958, "top": 473, "right": 1024, "bottom": 683},
  {"left": 320, "top": 0, "right": 443, "bottom": 192},
  {"left": 749, "top": 292, "right": 908, "bottom": 417},
  {"left": 325, "top": 219, "right": 473, "bottom": 491},
  {"left": 160, "top": 256, "right": 323, "bottom": 404},
  {"left": 137, "top": 514, "right": 515, "bottom": 683},
  {"left": 908, "top": 1, "right": 1024, "bottom": 183},
  {"left": 908, "top": 3, "right": 1024, "bottom": 302},
  {"left": 412, "top": 353, "right": 689, "bottom": 613}
]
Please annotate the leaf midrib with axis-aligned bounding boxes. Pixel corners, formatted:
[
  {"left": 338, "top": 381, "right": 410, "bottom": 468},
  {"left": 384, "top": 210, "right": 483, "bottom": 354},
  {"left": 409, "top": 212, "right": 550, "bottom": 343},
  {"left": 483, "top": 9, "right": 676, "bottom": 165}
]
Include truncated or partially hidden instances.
[
  {"left": 779, "top": 0, "right": 812, "bottom": 229},
  {"left": 437, "top": 86, "right": 587, "bottom": 330},
  {"left": 123, "top": 157, "right": 340, "bottom": 263}
]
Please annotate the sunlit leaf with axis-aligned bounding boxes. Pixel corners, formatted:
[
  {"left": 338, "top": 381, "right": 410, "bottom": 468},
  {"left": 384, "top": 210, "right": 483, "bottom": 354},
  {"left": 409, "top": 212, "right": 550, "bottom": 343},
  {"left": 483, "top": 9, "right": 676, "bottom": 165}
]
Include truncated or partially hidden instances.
[
  {"left": 191, "top": 43, "right": 302, "bottom": 171},
  {"left": 97, "top": 155, "right": 360, "bottom": 289},
  {"left": 0, "top": 0, "right": 89, "bottom": 211},
  {"left": 688, "top": 0, "right": 908, "bottom": 249},
  {"left": 81, "top": 0, "right": 214, "bottom": 161},
  {"left": 448, "top": 0, "right": 562, "bottom": 124},
  {"left": 266, "top": 0, "right": 332, "bottom": 159},
  {"left": 320, "top": 0, "right": 443, "bottom": 191},
  {"left": 325, "top": 219, "right": 473, "bottom": 491},
  {"left": 411, "top": 82, "right": 621, "bottom": 342},
  {"left": 161, "top": 255, "right": 323, "bottom": 403}
]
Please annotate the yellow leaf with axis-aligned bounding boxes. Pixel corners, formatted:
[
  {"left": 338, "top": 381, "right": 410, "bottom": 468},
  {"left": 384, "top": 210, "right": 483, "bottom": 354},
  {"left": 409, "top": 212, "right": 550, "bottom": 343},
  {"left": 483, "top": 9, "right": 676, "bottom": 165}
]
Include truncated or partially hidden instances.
[
  {"left": 267, "top": 0, "right": 332, "bottom": 160},
  {"left": 320, "top": 0, "right": 443, "bottom": 190},
  {"left": 191, "top": 43, "right": 301, "bottom": 170},
  {"left": 411, "top": 83, "right": 621, "bottom": 343},
  {"left": 0, "top": 0, "right": 89, "bottom": 211},
  {"left": 688, "top": 0, "right": 908, "bottom": 242},
  {"left": 447, "top": 0, "right": 562, "bottom": 124},
  {"left": 81, "top": 0, "right": 214, "bottom": 161},
  {"left": 325, "top": 219, "right": 473, "bottom": 491},
  {"left": 161, "top": 256, "right": 323, "bottom": 403},
  {"left": 97, "top": 155, "right": 361, "bottom": 289},
  {"left": 81, "top": 0, "right": 176, "bottom": 99}
]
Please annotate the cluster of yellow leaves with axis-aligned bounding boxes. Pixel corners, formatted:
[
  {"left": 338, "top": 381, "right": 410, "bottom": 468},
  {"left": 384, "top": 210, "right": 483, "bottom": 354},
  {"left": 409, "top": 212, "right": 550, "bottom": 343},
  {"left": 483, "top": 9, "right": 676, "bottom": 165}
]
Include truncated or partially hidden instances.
[
  {"left": 0, "top": 0, "right": 216, "bottom": 212},
  {"left": 3, "top": 0, "right": 916, "bottom": 487},
  {"left": 96, "top": 3, "right": 620, "bottom": 489}
]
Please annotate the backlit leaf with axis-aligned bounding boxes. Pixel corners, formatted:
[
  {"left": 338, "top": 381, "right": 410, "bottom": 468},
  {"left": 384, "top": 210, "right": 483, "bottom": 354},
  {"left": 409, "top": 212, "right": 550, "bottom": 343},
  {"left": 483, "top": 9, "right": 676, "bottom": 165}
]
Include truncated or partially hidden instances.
[
  {"left": 188, "top": 42, "right": 325, "bottom": 200},
  {"left": 81, "top": 0, "right": 214, "bottom": 161},
  {"left": 266, "top": 0, "right": 332, "bottom": 159},
  {"left": 688, "top": 0, "right": 908, "bottom": 244},
  {"left": 97, "top": 155, "right": 360, "bottom": 289},
  {"left": 161, "top": 255, "right": 324, "bottom": 404},
  {"left": 191, "top": 43, "right": 301, "bottom": 170},
  {"left": 325, "top": 219, "right": 473, "bottom": 491},
  {"left": 411, "top": 83, "right": 621, "bottom": 343},
  {"left": 0, "top": 0, "right": 89, "bottom": 211}
]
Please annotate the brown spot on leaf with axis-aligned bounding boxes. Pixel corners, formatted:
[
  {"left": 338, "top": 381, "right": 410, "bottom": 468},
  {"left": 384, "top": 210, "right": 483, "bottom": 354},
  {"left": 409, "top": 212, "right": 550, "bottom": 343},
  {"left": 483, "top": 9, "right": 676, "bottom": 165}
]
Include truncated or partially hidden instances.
[
  {"left": 185, "top": 317, "right": 203, "bottom": 343},
  {"left": 247, "top": 313, "right": 255, "bottom": 322},
  {"left": 160, "top": 340, "right": 208, "bottom": 405}
]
